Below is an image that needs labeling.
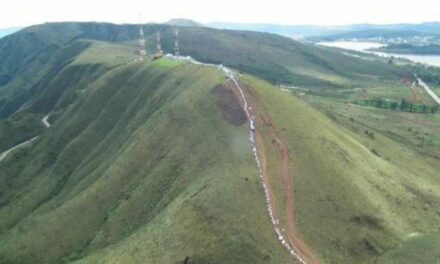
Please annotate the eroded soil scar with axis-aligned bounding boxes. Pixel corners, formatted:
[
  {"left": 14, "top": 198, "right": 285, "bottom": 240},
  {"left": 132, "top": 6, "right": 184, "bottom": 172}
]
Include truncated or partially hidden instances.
[{"left": 211, "top": 84, "right": 247, "bottom": 126}]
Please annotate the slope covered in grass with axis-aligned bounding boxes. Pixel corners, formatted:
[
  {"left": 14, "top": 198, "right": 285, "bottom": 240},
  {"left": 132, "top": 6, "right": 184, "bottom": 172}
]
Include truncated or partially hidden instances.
[
  {"left": 0, "top": 112, "right": 45, "bottom": 152},
  {"left": 0, "top": 21, "right": 409, "bottom": 148},
  {"left": 0, "top": 59, "right": 296, "bottom": 264},
  {"left": 377, "top": 232, "right": 440, "bottom": 264},
  {"left": 0, "top": 21, "right": 408, "bottom": 116},
  {"left": 242, "top": 76, "right": 440, "bottom": 263},
  {"left": 1, "top": 22, "right": 439, "bottom": 264},
  {"left": 0, "top": 38, "right": 137, "bottom": 155}
]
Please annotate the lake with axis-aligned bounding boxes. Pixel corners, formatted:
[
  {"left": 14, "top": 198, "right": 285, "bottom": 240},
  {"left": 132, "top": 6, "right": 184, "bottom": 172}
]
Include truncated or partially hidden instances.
[{"left": 317, "top": 41, "right": 440, "bottom": 67}]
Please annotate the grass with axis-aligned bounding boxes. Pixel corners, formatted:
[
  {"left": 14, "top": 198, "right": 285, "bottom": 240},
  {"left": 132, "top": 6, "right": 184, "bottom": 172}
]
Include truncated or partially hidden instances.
[
  {"left": 0, "top": 112, "right": 43, "bottom": 152},
  {"left": 301, "top": 80, "right": 440, "bottom": 158},
  {"left": 241, "top": 74, "right": 440, "bottom": 263},
  {"left": 377, "top": 232, "right": 440, "bottom": 264},
  {"left": 0, "top": 59, "right": 294, "bottom": 264},
  {"left": 1, "top": 21, "right": 440, "bottom": 264},
  {"left": 174, "top": 26, "right": 406, "bottom": 88},
  {"left": 0, "top": 40, "right": 91, "bottom": 118},
  {"left": 0, "top": 21, "right": 416, "bottom": 122},
  {"left": 71, "top": 41, "right": 137, "bottom": 66},
  {"left": 0, "top": 40, "right": 130, "bottom": 143}
]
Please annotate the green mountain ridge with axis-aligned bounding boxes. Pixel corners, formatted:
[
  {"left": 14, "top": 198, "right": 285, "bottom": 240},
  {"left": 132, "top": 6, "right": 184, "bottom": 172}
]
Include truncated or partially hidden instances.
[
  {"left": 0, "top": 22, "right": 439, "bottom": 264},
  {"left": 0, "top": 59, "right": 296, "bottom": 263},
  {"left": 0, "top": 22, "right": 408, "bottom": 119}
]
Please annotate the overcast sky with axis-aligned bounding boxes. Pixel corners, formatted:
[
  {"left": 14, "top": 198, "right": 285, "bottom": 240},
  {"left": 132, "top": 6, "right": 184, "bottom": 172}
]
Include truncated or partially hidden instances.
[{"left": 1, "top": 0, "right": 439, "bottom": 28}]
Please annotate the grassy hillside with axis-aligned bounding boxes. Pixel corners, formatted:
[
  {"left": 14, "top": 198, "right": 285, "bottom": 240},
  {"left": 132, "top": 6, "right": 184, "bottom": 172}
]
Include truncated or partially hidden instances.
[
  {"left": 1, "top": 22, "right": 439, "bottom": 264},
  {"left": 301, "top": 86, "right": 440, "bottom": 158},
  {"left": 0, "top": 58, "right": 296, "bottom": 264},
  {"left": 174, "top": 26, "right": 405, "bottom": 87},
  {"left": 376, "top": 232, "right": 440, "bottom": 263},
  {"left": 242, "top": 76, "right": 440, "bottom": 263},
  {"left": 0, "top": 112, "right": 44, "bottom": 152},
  {"left": 0, "top": 40, "right": 91, "bottom": 118},
  {"left": 0, "top": 22, "right": 408, "bottom": 118},
  {"left": 0, "top": 34, "right": 138, "bottom": 150},
  {"left": 0, "top": 21, "right": 416, "bottom": 128}
]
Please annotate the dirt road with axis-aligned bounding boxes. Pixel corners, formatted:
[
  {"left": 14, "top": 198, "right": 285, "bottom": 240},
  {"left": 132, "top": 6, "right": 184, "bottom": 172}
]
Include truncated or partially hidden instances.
[
  {"left": 0, "top": 115, "right": 51, "bottom": 163},
  {"left": 417, "top": 77, "right": 440, "bottom": 105},
  {"left": 0, "top": 136, "right": 38, "bottom": 162},
  {"left": 248, "top": 95, "right": 320, "bottom": 264},
  {"left": 42, "top": 115, "right": 51, "bottom": 128},
  {"left": 225, "top": 76, "right": 319, "bottom": 264},
  {"left": 169, "top": 55, "right": 319, "bottom": 263}
]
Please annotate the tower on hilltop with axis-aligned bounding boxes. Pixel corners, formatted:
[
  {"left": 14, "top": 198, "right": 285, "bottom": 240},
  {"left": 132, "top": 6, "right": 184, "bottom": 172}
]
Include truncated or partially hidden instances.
[{"left": 174, "top": 27, "right": 180, "bottom": 56}]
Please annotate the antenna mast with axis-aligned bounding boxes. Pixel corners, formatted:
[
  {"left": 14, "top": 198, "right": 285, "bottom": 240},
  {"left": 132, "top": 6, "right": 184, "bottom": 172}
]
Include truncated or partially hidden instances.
[
  {"left": 156, "top": 31, "right": 163, "bottom": 55},
  {"left": 174, "top": 27, "right": 180, "bottom": 56},
  {"left": 138, "top": 13, "right": 147, "bottom": 60},
  {"left": 152, "top": 31, "right": 164, "bottom": 60}
]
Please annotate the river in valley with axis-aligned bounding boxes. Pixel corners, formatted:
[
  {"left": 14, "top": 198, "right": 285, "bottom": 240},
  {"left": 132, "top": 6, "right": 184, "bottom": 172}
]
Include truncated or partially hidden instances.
[{"left": 318, "top": 41, "right": 440, "bottom": 67}]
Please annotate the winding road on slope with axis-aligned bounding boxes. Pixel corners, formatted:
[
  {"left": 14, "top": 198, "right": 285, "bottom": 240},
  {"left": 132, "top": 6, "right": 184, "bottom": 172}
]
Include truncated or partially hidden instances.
[
  {"left": 417, "top": 77, "right": 440, "bottom": 105},
  {"left": 163, "top": 55, "right": 320, "bottom": 263},
  {"left": 42, "top": 114, "right": 51, "bottom": 128},
  {"left": 0, "top": 115, "right": 50, "bottom": 162},
  {"left": 218, "top": 62, "right": 319, "bottom": 264},
  {"left": 257, "top": 114, "right": 319, "bottom": 264}
]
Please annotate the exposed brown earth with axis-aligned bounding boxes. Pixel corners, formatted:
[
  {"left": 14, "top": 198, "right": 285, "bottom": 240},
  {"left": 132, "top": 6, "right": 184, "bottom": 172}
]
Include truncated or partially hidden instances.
[
  {"left": 229, "top": 80, "right": 320, "bottom": 264},
  {"left": 258, "top": 114, "right": 320, "bottom": 264},
  {"left": 409, "top": 85, "right": 422, "bottom": 103},
  {"left": 211, "top": 84, "right": 247, "bottom": 126}
]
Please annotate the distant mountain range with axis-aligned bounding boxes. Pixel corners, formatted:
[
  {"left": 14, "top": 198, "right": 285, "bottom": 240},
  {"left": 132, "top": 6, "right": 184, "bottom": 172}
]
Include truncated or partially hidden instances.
[
  {"left": 2, "top": 21, "right": 440, "bottom": 41},
  {"left": 166, "top": 18, "right": 203, "bottom": 27},
  {"left": 207, "top": 22, "right": 335, "bottom": 38},
  {"left": 207, "top": 21, "right": 440, "bottom": 40}
]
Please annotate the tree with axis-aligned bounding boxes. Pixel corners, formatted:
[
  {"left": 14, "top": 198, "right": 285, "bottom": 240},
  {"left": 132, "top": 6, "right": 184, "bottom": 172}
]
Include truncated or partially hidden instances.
[
  {"left": 400, "top": 99, "right": 408, "bottom": 111},
  {"left": 376, "top": 99, "right": 384, "bottom": 108},
  {"left": 388, "top": 56, "right": 394, "bottom": 64}
]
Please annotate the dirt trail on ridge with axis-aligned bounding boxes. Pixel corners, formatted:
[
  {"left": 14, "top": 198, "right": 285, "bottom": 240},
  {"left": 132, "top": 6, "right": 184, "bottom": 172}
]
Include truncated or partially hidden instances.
[{"left": 229, "top": 81, "right": 320, "bottom": 264}]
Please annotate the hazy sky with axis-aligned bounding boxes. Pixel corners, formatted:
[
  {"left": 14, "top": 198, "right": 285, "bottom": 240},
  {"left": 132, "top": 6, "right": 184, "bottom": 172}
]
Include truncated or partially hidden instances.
[{"left": 1, "top": 0, "right": 439, "bottom": 28}]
